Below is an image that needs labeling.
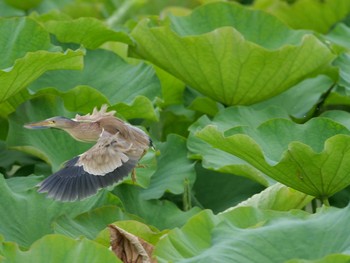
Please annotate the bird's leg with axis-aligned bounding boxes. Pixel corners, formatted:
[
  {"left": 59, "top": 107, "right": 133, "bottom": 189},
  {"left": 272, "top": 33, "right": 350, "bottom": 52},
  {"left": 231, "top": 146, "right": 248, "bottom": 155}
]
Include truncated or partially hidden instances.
[
  {"left": 131, "top": 169, "right": 137, "bottom": 183},
  {"left": 131, "top": 163, "right": 148, "bottom": 183},
  {"left": 131, "top": 150, "right": 149, "bottom": 183},
  {"left": 135, "top": 150, "right": 149, "bottom": 169}
]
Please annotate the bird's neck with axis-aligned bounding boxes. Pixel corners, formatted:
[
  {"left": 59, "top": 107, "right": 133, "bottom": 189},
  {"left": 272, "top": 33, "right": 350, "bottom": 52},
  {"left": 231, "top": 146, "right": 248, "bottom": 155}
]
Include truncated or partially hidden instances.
[{"left": 63, "top": 121, "right": 102, "bottom": 142}]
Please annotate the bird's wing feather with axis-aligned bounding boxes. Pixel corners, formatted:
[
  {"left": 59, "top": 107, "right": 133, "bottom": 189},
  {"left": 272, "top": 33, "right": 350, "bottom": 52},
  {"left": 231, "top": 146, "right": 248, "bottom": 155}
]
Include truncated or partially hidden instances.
[
  {"left": 74, "top": 104, "right": 116, "bottom": 122},
  {"left": 76, "top": 132, "right": 133, "bottom": 176},
  {"left": 37, "top": 156, "right": 138, "bottom": 201}
]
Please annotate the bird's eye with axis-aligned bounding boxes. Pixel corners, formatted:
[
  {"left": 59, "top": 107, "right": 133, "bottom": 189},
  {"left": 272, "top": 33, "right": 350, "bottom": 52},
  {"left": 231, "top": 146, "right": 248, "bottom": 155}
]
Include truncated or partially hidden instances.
[{"left": 49, "top": 120, "right": 55, "bottom": 124}]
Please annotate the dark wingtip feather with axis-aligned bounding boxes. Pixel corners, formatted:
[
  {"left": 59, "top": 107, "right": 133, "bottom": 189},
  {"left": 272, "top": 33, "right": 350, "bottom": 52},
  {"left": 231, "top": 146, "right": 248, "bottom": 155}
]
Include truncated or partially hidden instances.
[
  {"left": 37, "top": 157, "right": 138, "bottom": 202},
  {"left": 149, "top": 137, "right": 154, "bottom": 147}
]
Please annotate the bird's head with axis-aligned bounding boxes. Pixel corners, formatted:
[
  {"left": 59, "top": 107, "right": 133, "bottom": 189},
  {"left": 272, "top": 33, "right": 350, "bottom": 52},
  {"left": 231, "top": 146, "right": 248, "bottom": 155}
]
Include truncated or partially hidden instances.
[{"left": 24, "top": 116, "right": 75, "bottom": 130}]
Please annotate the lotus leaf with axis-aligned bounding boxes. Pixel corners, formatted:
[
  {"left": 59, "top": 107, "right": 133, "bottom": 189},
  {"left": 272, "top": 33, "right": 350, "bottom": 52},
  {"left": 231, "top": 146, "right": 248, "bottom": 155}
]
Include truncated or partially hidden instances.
[
  {"left": 196, "top": 118, "right": 350, "bottom": 199},
  {"left": 130, "top": 2, "right": 336, "bottom": 105}
]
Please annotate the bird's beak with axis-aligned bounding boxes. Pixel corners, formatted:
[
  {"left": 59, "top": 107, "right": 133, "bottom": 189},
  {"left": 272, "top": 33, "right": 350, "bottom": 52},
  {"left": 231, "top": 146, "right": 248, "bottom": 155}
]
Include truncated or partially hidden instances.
[{"left": 24, "top": 120, "right": 54, "bottom": 129}]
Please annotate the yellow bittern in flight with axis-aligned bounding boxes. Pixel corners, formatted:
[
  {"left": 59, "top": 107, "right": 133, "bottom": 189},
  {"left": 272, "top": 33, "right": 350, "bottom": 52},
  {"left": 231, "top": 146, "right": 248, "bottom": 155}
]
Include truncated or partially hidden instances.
[{"left": 24, "top": 105, "right": 152, "bottom": 202}]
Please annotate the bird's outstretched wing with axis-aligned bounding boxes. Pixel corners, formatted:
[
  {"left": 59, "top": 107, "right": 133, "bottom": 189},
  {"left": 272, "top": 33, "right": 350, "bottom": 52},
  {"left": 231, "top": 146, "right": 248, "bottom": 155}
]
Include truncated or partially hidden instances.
[{"left": 37, "top": 133, "right": 138, "bottom": 201}]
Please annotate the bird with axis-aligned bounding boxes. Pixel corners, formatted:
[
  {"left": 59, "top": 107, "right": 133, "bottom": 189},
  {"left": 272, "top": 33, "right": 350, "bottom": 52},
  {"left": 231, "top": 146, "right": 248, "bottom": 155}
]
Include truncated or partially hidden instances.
[{"left": 24, "top": 105, "right": 152, "bottom": 202}]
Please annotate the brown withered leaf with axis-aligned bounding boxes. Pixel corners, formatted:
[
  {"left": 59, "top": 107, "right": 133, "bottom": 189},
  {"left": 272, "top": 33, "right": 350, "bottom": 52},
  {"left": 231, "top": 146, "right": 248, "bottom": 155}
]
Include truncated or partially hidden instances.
[{"left": 109, "top": 224, "right": 157, "bottom": 263}]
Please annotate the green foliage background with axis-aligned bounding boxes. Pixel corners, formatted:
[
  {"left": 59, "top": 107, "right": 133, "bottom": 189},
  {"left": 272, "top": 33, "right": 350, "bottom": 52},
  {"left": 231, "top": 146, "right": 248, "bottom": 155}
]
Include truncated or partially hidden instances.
[{"left": 1, "top": 0, "right": 350, "bottom": 262}]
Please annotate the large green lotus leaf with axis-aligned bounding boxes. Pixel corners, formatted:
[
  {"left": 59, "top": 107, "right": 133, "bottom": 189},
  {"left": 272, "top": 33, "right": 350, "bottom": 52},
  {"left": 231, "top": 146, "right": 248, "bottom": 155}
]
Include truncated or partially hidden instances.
[
  {"left": 4, "top": 174, "right": 40, "bottom": 192},
  {"left": 0, "top": 85, "right": 107, "bottom": 119},
  {"left": 53, "top": 206, "right": 136, "bottom": 240},
  {"left": 26, "top": 1, "right": 79, "bottom": 16},
  {"left": 106, "top": 0, "right": 200, "bottom": 26},
  {"left": 4, "top": 0, "right": 42, "bottom": 10},
  {"left": 0, "top": 17, "right": 51, "bottom": 69},
  {"left": 140, "top": 134, "right": 196, "bottom": 200},
  {"left": 333, "top": 53, "right": 350, "bottom": 92},
  {"left": 110, "top": 95, "right": 158, "bottom": 121},
  {"left": 154, "top": 205, "right": 350, "bottom": 262},
  {"left": 28, "top": 49, "right": 161, "bottom": 105},
  {"left": 193, "top": 162, "right": 312, "bottom": 213},
  {"left": 155, "top": 67, "right": 185, "bottom": 107},
  {"left": 0, "top": 175, "right": 121, "bottom": 248},
  {"left": 149, "top": 104, "right": 196, "bottom": 141},
  {"left": 0, "top": 89, "right": 32, "bottom": 118},
  {"left": 0, "top": 49, "right": 83, "bottom": 103},
  {"left": 19, "top": 0, "right": 110, "bottom": 19},
  {"left": 321, "top": 53, "right": 350, "bottom": 112},
  {"left": 183, "top": 83, "right": 224, "bottom": 117},
  {"left": 188, "top": 96, "right": 224, "bottom": 117},
  {"left": 321, "top": 110, "right": 350, "bottom": 130},
  {"left": 113, "top": 184, "right": 202, "bottom": 230},
  {"left": 254, "top": 0, "right": 350, "bottom": 33},
  {"left": 187, "top": 106, "right": 290, "bottom": 186},
  {"left": 1, "top": 85, "right": 108, "bottom": 119},
  {"left": 326, "top": 23, "right": 350, "bottom": 52},
  {"left": 226, "top": 183, "right": 313, "bottom": 213},
  {"left": 193, "top": 164, "right": 265, "bottom": 213},
  {"left": 196, "top": 118, "right": 350, "bottom": 198},
  {"left": 45, "top": 86, "right": 109, "bottom": 113},
  {"left": 0, "top": 141, "right": 42, "bottom": 178},
  {"left": 130, "top": 2, "right": 335, "bottom": 105},
  {"left": 0, "top": 1, "right": 25, "bottom": 17},
  {"left": 323, "top": 89, "right": 350, "bottom": 114},
  {"left": 38, "top": 16, "right": 132, "bottom": 48},
  {"left": 287, "top": 254, "right": 350, "bottom": 263},
  {"left": 253, "top": 75, "right": 334, "bottom": 120},
  {"left": 35, "top": 86, "right": 158, "bottom": 121},
  {"left": 0, "top": 234, "right": 120, "bottom": 263},
  {"left": 0, "top": 17, "right": 84, "bottom": 103},
  {"left": 7, "top": 95, "right": 91, "bottom": 171}
]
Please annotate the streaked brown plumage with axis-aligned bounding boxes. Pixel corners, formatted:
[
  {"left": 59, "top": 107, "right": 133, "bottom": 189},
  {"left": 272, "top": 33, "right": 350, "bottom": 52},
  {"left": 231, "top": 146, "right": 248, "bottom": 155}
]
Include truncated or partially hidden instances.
[{"left": 24, "top": 105, "right": 151, "bottom": 202}]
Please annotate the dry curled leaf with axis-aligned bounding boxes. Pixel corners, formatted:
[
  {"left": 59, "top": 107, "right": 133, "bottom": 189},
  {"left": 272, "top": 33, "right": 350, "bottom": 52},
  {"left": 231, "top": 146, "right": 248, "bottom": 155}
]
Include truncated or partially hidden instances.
[{"left": 109, "top": 224, "right": 157, "bottom": 263}]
